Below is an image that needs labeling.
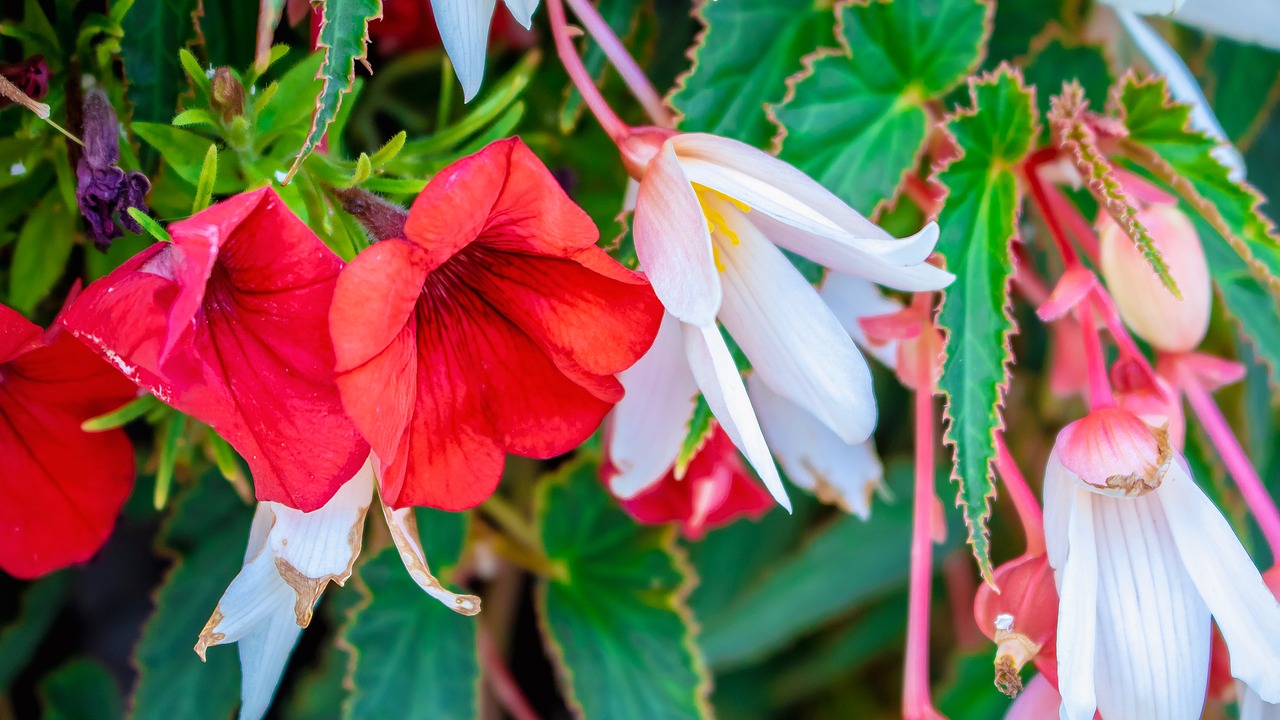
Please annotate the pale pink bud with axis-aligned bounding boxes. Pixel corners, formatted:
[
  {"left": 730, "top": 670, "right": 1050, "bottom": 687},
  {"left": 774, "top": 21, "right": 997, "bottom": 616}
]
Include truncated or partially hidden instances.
[
  {"left": 1099, "top": 204, "right": 1211, "bottom": 353},
  {"left": 1054, "top": 407, "right": 1173, "bottom": 497}
]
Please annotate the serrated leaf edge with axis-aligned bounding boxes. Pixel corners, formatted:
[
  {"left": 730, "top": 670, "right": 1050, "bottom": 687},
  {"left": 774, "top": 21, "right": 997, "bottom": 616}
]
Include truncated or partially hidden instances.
[{"left": 929, "top": 63, "right": 1036, "bottom": 582}]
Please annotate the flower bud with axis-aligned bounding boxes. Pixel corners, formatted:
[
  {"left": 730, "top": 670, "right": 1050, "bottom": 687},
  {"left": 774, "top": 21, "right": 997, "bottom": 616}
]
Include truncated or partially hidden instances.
[
  {"left": 0, "top": 55, "right": 49, "bottom": 106},
  {"left": 973, "top": 554, "right": 1059, "bottom": 696},
  {"left": 1099, "top": 204, "right": 1211, "bottom": 353},
  {"left": 1053, "top": 407, "right": 1172, "bottom": 497},
  {"left": 211, "top": 67, "right": 246, "bottom": 121}
]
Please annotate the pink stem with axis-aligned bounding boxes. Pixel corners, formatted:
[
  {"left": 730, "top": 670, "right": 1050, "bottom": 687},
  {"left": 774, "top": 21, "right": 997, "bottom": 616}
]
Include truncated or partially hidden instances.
[
  {"left": 478, "top": 628, "right": 542, "bottom": 720},
  {"left": 1025, "top": 149, "right": 1081, "bottom": 270},
  {"left": 1041, "top": 181, "right": 1101, "bottom": 265},
  {"left": 903, "top": 302, "right": 944, "bottom": 720},
  {"left": 546, "top": 0, "right": 629, "bottom": 142},
  {"left": 994, "top": 436, "right": 1046, "bottom": 557},
  {"left": 561, "top": 0, "right": 673, "bottom": 128},
  {"left": 1180, "top": 365, "right": 1280, "bottom": 560},
  {"left": 1077, "top": 301, "right": 1116, "bottom": 410}
]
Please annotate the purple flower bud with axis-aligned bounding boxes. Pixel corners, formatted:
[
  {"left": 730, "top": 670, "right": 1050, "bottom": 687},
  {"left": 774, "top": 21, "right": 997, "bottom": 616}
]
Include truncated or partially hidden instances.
[
  {"left": 0, "top": 56, "right": 49, "bottom": 107},
  {"left": 75, "top": 88, "right": 152, "bottom": 251}
]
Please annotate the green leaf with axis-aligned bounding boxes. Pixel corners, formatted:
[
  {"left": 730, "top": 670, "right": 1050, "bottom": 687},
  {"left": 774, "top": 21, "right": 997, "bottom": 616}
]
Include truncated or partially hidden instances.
[
  {"left": 193, "top": 144, "right": 218, "bottom": 212},
  {"left": 536, "top": 455, "right": 711, "bottom": 720},
  {"left": 132, "top": 122, "right": 242, "bottom": 193},
  {"left": 39, "top": 658, "right": 124, "bottom": 720},
  {"left": 255, "top": 51, "right": 325, "bottom": 139},
  {"left": 130, "top": 472, "right": 252, "bottom": 720},
  {"left": 0, "top": 572, "right": 71, "bottom": 689},
  {"left": 8, "top": 195, "right": 74, "bottom": 315},
  {"left": 771, "top": 0, "right": 991, "bottom": 215},
  {"left": 120, "top": 0, "right": 200, "bottom": 126},
  {"left": 178, "top": 48, "right": 212, "bottom": 100},
  {"left": 341, "top": 509, "right": 478, "bottom": 720},
  {"left": 699, "top": 463, "right": 960, "bottom": 668},
  {"left": 1200, "top": 215, "right": 1280, "bottom": 384},
  {"left": 286, "top": 0, "right": 382, "bottom": 181},
  {"left": 1114, "top": 73, "right": 1280, "bottom": 295},
  {"left": 933, "top": 67, "right": 1038, "bottom": 579},
  {"left": 669, "top": 0, "right": 834, "bottom": 148},
  {"left": 674, "top": 395, "right": 714, "bottom": 478},
  {"left": 127, "top": 207, "right": 172, "bottom": 244},
  {"left": 82, "top": 393, "right": 159, "bottom": 431}
]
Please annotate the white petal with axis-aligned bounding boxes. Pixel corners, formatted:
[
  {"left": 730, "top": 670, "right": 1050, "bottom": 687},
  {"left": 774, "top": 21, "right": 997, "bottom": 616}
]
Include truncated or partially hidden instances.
[
  {"left": 633, "top": 142, "right": 722, "bottom": 326},
  {"left": 747, "top": 375, "right": 882, "bottom": 517},
  {"left": 1115, "top": 10, "right": 1246, "bottom": 179},
  {"left": 819, "top": 273, "right": 903, "bottom": 369},
  {"left": 236, "top": 601, "right": 303, "bottom": 720},
  {"left": 1054, "top": 484, "right": 1101, "bottom": 720},
  {"left": 749, "top": 212, "right": 953, "bottom": 292},
  {"left": 714, "top": 205, "right": 877, "bottom": 444},
  {"left": 267, "top": 460, "right": 374, "bottom": 620},
  {"left": 1174, "top": 0, "right": 1280, "bottom": 51},
  {"left": 1090, "top": 485, "right": 1210, "bottom": 720},
  {"left": 681, "top": 321, "right": 791, "bottom": 511},
  {"left": 1159, "top": 460, "right": 1280, "bottom": 701},
  {"left": 1239, "top": 681, "right": 1280, "bottom": 720},
  {"left": 431, "top": 0, "right": 499, "bottom": 101},
  {"left": 502, "top": 0, "right": 539, "bottom": 27},
  {"left": 607, "top": 312, "right": 699, "bottom": 498},
  {"left": 1098, "top": 0, "right": 1186, "bottom": 13},
  {"left": 1042, "top": 452, "right": 1076, "bottom": 582},
  {"left": 380, "top": 500, "right": 482, "bottom": 615}
]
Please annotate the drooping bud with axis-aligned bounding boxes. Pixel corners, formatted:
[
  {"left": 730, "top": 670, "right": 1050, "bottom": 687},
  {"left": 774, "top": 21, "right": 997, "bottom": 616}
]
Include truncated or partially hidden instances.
[
  {"left": 210, "top": 68, "right": 246, "bottom": 121},
  {"left": 973, "top": 553, "right": 1059, "bottom": 696},
  {"left": 1053, "top": 407, "right": 1172, "bottom": 497},
  {"left": 330, "top": 186, "right": 408, "bottom": 242},
  {"left": 1099, "top": 203, "right": 1211, "bottom": 353},
  {"left": 76, "top": 88, "right": 151, "bottom": 251}
]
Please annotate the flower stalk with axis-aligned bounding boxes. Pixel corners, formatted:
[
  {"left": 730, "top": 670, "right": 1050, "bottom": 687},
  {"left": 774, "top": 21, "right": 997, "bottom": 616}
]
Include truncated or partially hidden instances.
[
  {"left": 546, "top": 0, "right": 629, "bottom": 142},
  {"left": 561, "top": 0, "right": 672, "bottom": 127},
  {"left": 994, "top": 437, "right": 1045, "bottom": 557}
]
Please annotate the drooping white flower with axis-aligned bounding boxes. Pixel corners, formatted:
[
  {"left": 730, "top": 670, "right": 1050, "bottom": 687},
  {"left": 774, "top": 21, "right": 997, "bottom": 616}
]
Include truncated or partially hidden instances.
[
  {"left": 1100, "top": 0, "right": 1280, "bottom": 50},
  {"left": 196, "top": 458, "right": 479, "bottom": 720},
  {"left": 432, "top": 0, "right": 539, "bottom": 101},
  {"left": 1044, "top": 408, "right": 1280, "bottom": 719}
]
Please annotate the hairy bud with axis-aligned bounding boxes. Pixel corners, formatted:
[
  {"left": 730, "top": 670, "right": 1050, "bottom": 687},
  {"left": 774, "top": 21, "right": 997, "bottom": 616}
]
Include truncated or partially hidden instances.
[{"left": 211, "top": 68, "right": 246, "bottom": 121}]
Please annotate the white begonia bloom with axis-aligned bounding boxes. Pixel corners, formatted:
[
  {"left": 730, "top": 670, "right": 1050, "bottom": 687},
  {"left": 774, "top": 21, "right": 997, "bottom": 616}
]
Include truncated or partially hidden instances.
[
  {"left": 1100, "top": 0, "right": 1280, "bottom": 50},
  {"left": 431, "top": 0, "right": 539, "bottom": 101},
  {"left": 1044, "top": 411, "right": 1280, "bottom": 720},
  {"left": 196, "top": 459, "right": 479, "bottom": 720},
  {"left": 615, "top": 130, "right": 951, "bottom": 512}
]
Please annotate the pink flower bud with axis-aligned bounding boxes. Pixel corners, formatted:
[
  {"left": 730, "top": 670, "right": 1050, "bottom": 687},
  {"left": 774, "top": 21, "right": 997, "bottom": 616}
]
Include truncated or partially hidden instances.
[
  {"left": 1099, "top": 204, "right": 1211, "bottom": 353},
  {"left": 1054, "top": 406, "right": 1173, "bottom": 497}
]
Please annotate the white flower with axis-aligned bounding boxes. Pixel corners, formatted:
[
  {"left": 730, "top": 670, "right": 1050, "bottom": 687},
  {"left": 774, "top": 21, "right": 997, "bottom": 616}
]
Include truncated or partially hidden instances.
[
  {"left": 432, "top": 0, "right": 539, "bottom": 101},
  {"left": 1044, "top": 410, "right": 1280, "bottom": 719},
  {"left": 196, "top": 458, "right": 479, "bottom": 720},
  {"left": 1100, "top": 0, "right": 1280, "bottom": 50}
]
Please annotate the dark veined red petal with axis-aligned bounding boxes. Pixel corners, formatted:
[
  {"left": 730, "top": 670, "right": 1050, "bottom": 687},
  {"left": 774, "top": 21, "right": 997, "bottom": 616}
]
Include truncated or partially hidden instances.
[
  {"left": 610, "top": 425, "right": 773, "bottom": 539},
  {"left": 62, "top": 187, "right": 368, "bottom": 512},
  {"left": 335, "top": 139, "right": 662, "bottom": 511},
  {"left": 0, "top": 304, "right": 137, "bottom": 578}
]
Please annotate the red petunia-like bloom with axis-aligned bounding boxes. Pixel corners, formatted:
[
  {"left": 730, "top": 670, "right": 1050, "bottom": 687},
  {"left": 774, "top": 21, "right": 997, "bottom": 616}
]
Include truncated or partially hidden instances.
[
  {"left": 1, "top": 301, "right": 137, "bottom": 578},
  {"left": 330, "top": 138, "right": 663, "bottom": 511},
  {"left": 62, "top": 187, "right": 368, "bottom": 511},
  {"left": 608, "top": 424, "right": 774, "bottom": 540}
]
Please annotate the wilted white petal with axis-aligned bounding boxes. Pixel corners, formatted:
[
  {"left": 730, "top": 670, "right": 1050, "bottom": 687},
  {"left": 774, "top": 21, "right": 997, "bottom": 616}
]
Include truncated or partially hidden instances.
[
  {"left": 819, "top": 273, "right": 903, "bottom": 369},
  {"left": 682, "top": 321, "right": 791, "bottom": 511},
  {"left": 1159, "top": 460, "right": 1280, "bottom": 701},
  {"left": 608, "top": 312, "right": 699, "bottom": 498},
  {"left": 431, "top": 0, "right": 499, "bottom": 101},
  {"left": 633, "top": 142, "right": 722, "bottom": 326},
  {"left": 714, "top": 203, "right": 876, "bottom": 445},
  {"left": 380, "top": 500, "right": 482, "bottom": 615},
  {"left": 748, "top": 375, "right": 882, "bottom": 517},
  {"left": 1053, "top": 483, "right": 1101, "bottom": 720},
  {"left": 1114, "top": 10, "right": 1246, "bottom": 179},
  {"left": 268, "top": 460, "right": 374, "bottom": 623},
  {"left": 1091, "top": 484, "right": 1210, "bottom": 720},
  {"left": 1239, "top": 681, "right": 1280, "bottom": 720},
  {"left": 502, "top": 0, "right": 539, "bottom": 28}
]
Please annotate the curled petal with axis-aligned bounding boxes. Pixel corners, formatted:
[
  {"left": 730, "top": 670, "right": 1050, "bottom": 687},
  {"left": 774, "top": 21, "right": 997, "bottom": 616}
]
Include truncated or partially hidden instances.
[{"left": 380, "top": 499, "right": 481, "bottom": 615}]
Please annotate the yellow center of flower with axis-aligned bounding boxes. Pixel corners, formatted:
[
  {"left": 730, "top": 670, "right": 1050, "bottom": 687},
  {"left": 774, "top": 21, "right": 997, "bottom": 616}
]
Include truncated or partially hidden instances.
[{"left": 694, "top": 185, "right": 749, "bottom": 273}]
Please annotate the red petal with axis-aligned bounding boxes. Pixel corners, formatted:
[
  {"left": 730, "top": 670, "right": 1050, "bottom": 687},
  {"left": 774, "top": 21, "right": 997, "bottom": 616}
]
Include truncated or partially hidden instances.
[
  {"left": 0, "top": 311, "right": 136, "bottom": 578},
  {"left": 404, "top": 138, "right": 600, "bottom": 268},
  {"left": 613, "top": 426, "right": 773, "bottom": 539},
  {"left": 62, "top": 188, "right": 368, "bottom": 511}
]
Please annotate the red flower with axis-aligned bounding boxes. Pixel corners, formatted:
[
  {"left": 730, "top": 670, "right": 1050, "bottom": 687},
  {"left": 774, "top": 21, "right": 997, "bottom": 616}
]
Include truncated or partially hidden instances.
[
  {"left": 330, "top": 138, "right": 662, "bottom": 511},
  {"left": 608, "top": 425, "right": 774, "bottom": 540},
  {"left": 62, "top": 188, "right": 368, "bottom": 511},
  {"left": 0, "top": 301, "right": 137, "bottom": 578}
]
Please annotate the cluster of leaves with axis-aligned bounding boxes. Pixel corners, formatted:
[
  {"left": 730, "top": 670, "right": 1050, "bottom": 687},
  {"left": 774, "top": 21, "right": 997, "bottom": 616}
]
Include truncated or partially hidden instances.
[{"left": 3, "top": 0, "right": 1280, "bottom": 718}]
